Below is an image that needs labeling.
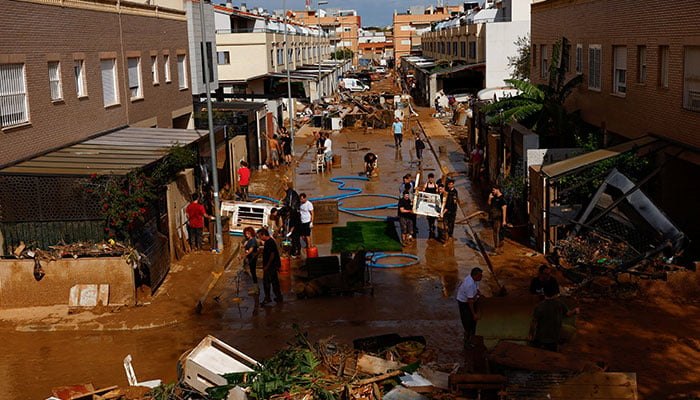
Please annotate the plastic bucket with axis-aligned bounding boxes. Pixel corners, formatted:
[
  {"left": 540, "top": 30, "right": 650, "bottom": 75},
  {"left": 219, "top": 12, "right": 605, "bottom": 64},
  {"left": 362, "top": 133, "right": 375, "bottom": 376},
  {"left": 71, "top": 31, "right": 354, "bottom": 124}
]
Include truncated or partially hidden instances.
[
  {"left": 307, "top": 246, "right": 319, "bottom": 258},
  {"left": 279, "top": 257, "right": 291, "bottom": 274}
]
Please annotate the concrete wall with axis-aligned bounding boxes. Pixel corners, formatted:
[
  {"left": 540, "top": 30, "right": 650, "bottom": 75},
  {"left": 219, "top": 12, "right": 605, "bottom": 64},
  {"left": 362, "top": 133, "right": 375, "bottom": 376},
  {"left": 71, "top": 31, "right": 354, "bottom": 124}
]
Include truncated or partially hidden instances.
[
  {"left": 215, "top": 33, "right": 269, "bottom": 81},
  {"left": 485, "top": 20, "right": 530, "bottom": 87},
  {"left": 0, "top": 258, "right": 135, "bottom": 308}
]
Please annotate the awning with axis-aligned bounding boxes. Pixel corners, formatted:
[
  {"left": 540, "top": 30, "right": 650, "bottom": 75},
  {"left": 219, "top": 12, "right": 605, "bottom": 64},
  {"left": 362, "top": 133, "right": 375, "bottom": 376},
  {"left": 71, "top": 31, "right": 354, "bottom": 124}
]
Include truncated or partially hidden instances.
[
  {"left": 541, "top": 136, "right": 659, "bottom": 178},
  {"left": 0, "top": 127, "right": 207, "bottom": 176},
  {"left": 431, "top": 62, "right": 485, "bottom": 77}
]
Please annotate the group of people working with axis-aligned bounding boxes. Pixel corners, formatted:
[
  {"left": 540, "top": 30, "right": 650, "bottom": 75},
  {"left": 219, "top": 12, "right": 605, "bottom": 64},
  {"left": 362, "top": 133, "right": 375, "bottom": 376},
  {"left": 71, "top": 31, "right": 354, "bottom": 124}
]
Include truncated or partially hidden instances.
[{"left": 457, "top": 264, "right": 580, "bottom": 352}]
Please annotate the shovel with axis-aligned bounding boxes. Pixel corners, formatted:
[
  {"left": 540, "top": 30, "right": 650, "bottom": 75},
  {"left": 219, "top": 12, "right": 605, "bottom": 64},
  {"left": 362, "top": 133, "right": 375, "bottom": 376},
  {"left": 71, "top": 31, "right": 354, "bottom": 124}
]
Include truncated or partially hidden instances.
[{"left": 458, "top": 211, "right": 508, "bottom": 296}]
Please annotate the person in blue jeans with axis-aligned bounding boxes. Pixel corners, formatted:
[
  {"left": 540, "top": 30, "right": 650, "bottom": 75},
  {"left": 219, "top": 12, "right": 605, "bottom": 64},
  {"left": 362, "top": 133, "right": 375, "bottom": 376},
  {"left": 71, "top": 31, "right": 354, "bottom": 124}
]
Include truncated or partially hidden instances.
[{"left": 392, "top": 117, "right": 403, "bottom": 147}]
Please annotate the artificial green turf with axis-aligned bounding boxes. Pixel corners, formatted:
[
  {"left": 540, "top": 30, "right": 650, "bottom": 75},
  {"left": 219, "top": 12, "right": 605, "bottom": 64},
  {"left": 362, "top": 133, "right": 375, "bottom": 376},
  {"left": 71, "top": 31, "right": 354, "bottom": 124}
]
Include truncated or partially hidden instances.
[{"left": 331, "top": 220, "right": 402, "bottom": 253}]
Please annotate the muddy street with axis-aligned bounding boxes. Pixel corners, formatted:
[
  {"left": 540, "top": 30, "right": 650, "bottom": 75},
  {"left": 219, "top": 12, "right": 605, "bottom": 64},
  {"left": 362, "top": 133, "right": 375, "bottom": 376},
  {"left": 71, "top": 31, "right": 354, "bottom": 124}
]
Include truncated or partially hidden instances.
[{"left": 1, "top": 75, "right": 699, "bottom": 400}]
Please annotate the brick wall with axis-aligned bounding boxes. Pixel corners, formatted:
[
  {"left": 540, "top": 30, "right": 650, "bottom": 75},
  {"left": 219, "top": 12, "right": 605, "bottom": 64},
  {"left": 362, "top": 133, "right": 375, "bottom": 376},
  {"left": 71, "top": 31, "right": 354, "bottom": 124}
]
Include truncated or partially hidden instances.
[
  {"left": 0, "top": 0, "right": 192, "bottom": 167},
  {"left": 531, "top": 0, "right": 700, "bottom": 150}
]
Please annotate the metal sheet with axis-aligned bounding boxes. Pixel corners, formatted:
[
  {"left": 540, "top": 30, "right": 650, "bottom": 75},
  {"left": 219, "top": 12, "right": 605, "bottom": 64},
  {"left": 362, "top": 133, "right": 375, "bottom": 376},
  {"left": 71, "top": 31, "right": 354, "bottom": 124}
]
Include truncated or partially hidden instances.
[{"left": 0, "top": 127, "right": 206, "bottom": 176}]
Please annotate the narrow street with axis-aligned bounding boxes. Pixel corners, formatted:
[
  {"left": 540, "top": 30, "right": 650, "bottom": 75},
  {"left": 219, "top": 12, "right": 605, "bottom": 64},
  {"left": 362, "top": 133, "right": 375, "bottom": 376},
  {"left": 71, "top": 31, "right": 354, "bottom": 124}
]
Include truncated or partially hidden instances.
[{"left": 1, "top": 76, "right": 699, "bottom": 400}]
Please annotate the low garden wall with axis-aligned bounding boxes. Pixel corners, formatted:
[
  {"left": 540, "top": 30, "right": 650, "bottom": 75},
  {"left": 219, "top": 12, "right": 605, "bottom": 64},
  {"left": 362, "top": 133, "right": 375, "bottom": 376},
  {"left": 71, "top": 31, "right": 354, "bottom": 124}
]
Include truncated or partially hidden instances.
[{"left": 0, "top": 257, "right": 135, "bottom": 308}]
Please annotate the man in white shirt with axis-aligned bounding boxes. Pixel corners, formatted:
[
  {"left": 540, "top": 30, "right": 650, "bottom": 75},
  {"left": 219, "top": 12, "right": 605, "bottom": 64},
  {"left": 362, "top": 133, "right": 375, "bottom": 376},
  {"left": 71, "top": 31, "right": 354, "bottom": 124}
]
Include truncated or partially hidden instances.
[
  {"left": 299, "top": 193, "right": 314, "bottom": 254},
  {"left": 456, "top": 267, "right": 483, "bottom": 344},
  {"left": 320, "top": 132, "right": 333, "bottom": 171}
]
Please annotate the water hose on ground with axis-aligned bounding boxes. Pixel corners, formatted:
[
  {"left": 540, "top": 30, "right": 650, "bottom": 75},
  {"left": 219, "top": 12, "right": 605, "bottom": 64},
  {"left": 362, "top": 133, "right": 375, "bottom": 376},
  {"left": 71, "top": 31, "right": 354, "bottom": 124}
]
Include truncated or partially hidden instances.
[{"left": 367, "top": 252, "right": 420, "bottom": 268}]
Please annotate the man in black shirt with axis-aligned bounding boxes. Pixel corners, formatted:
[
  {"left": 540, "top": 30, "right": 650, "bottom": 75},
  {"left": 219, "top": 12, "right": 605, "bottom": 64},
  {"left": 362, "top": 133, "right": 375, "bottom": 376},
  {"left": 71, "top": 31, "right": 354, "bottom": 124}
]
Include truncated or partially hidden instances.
[
  {"left": 440, "top": 179, "right": 459, "bottom": 246},
  {"left": 258, "top": 228, "right": 283, "bottom": 305},
  {"left": 530, "top": 264, "right": 560, "bottom": 299},
  {"left": 488, "top": 185, "right": 508, "bottom": 250},
  {"left": 398, "top": 191, "right": 414, "bottom": 246}
]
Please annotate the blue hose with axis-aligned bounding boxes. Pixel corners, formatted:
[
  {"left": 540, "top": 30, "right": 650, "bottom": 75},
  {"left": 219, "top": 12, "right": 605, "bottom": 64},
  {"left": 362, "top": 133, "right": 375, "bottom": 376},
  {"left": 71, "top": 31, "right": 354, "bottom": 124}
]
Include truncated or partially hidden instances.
[
  {"left": 249, "top": 177, "right": 398, "bottom": 219},
  {"left": 367, "top": 252, "right": 420, "bottom": 268}
]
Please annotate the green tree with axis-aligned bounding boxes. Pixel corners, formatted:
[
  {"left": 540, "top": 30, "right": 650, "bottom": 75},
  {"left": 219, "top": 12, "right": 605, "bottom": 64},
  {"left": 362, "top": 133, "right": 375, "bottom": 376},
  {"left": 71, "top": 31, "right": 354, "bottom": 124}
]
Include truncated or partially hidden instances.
[
  {"left": 331, "top": 48, "right": 353, "bottom": 60},
  {"left": 507, "top": 34, "right": 531, "bottom": 81},
  {"left": 488, "top": 40, "right": 583, "bottom": 146}
]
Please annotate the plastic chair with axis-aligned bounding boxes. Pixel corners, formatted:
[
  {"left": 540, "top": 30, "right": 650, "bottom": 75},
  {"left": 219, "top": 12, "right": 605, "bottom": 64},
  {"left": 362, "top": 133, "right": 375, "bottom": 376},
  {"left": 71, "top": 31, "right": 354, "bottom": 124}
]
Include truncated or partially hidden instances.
[
  {"left": 312, "top": 153, "right": 326, "bottom": 173},
  {"left": 123, "top": 354, "right": 162, "bottom": 389}
]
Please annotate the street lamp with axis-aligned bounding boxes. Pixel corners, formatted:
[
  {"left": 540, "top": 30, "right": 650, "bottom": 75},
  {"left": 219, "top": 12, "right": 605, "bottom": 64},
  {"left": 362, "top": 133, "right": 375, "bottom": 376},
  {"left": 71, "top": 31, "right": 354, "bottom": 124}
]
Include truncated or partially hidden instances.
[
  {"left": 317, "top": 0, "right": 328, "bottom": 101},
  {"left": 283, "top": 0, "right": 295, "bottom": 154}
]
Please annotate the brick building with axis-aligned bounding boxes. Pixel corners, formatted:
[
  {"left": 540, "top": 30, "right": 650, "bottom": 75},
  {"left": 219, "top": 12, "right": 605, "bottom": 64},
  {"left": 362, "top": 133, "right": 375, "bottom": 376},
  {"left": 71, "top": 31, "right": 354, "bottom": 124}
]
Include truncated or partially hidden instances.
[
  {"left": 531, "top": 0, "right": 700, "bottom": 253},
  {"left": 392, "top": 4, "right": 462, "bottom": 60},
  {"left": 0, "top": 0, "right": 193, "bottom": 168}
]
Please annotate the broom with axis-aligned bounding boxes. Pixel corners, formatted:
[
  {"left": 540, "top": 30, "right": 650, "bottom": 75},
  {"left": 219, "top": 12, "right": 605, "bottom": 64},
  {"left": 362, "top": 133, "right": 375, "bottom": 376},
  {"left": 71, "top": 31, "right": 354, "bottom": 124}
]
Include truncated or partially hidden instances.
[{"left": 458, "top": 211, "right": 508, "bottom": 296}]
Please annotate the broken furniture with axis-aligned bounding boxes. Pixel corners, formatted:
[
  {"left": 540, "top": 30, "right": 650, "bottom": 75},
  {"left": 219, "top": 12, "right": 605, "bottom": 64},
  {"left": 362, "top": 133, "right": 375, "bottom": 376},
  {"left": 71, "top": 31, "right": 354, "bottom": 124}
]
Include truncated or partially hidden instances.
[
  {"left": 179, "top": 335, "right": 260, "bottom": 396},
  {"left": 123, "top": 354, "right": 161, "bottom": 389}
]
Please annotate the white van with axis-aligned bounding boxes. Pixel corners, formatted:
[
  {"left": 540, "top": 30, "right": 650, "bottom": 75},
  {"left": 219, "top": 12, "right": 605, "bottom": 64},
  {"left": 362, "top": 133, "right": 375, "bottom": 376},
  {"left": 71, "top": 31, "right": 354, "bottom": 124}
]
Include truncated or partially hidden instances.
[{"left": 341, "top": 78, "right": 369, "bottom": 92}]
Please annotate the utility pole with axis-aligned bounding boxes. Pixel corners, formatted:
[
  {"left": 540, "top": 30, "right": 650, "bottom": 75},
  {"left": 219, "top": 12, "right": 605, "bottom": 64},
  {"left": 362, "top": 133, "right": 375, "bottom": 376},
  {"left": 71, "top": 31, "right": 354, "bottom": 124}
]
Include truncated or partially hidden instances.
[
  {"left": 283, "top": 0, "right": 295, "bottom": 154},
  {"left": 317, "top": 0, "right": 328, "bottom": 101},
  {"left": 198, "top": 0, "right": 223, "bottom": 251}
]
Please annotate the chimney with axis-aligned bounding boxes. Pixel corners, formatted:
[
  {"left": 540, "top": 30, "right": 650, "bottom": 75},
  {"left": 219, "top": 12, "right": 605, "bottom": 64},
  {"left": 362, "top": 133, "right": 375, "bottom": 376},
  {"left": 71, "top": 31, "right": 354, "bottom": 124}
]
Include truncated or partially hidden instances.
[
  {"left": 225, "top": 0, "right": 232, "bottom": 9},
  {"left": 240, "top": 3, "right": 247, "bottom": 12}
]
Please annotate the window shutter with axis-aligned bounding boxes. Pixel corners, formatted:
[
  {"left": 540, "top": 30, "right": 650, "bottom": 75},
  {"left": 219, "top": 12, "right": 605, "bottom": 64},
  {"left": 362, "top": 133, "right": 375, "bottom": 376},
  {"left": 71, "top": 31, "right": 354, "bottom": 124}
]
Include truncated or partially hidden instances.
[
  {"left": 101, "top": 59, "right": 117, "bottom": 106},
  {"left": 128, "top": 58, "right": 139, "bottom": 89},
  {"left": 614, "top": 46, "right": 626, "bottom": 70}
]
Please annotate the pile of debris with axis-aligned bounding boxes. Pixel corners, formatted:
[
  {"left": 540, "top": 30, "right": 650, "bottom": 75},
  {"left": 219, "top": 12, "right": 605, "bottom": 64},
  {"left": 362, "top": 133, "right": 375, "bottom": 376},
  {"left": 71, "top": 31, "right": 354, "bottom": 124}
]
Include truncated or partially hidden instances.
[
  {"left": 47, "top": 330, "right": 641, "bottom": 400},
  {"left": 8, "top": 239, "right": 135, "bottom": 261}
]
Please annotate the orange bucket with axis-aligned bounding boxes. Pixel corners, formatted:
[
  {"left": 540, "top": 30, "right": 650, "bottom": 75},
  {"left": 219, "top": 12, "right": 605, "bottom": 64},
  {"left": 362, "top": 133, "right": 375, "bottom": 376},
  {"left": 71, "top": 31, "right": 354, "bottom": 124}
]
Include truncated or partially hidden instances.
[
  {"left": 307, "top": 246, "right": 319, "bottom": 258},
  {"left": 279, "top": 256, "right": 291, "bottom": 274}
]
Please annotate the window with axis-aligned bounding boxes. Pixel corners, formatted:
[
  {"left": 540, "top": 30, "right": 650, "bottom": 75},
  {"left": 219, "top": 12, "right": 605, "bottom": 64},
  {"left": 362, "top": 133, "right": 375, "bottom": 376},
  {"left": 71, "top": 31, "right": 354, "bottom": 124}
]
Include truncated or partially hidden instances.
[
  {"left": 277, "top": 49, "right": 283, "bottom": 65},
  {"left": 401, "top": 39, "right": 410, "bottom": 45},
  {"left": 48, "top": 61, "right": 63, "bottom": 101},
  {"left": 532, "top": 44, "right": 537, "bottom": 66},
  {"left": 659, "top": 45, "right": 669, "bottom": 88},
  {"left": 271, "top": 50, "right": 274, "bottom": 67},
  {"left": 100, "top": 58, "right": 119, "bottom": 106},
  {"left": 613, "top": 46, "right": 627, "bottom": 94},
  {"left": 588, "top": 45, "right": 601, "bottom": 90},
  {"left": 541, "top": 44, "right": 548, "bottom": 78},
  {"left": 400, "top": 25, "right": 412, "bottom": 31},
  {"left": 637, "top": 46, "right": 646, "bottom": 83},
  {"left": 74, "top": 59, "right": 87, "bottom": 97},
  {"left": 151, "top": 56, "right": 159, "bottom": 85},
  {"left": 469, "top": 42, "right": 476, "bottom": 59},
  {"left": 296, "top": 48, "right": 301, "bottom": 62},
  {"left": 683, "top": 46, "right": 700, "bottom": 111},
  {"left": 0, "top": 63, "right": 29, "bottom": 127},
  {"left": 452, "top": 42, "right": 457, "bottom": 56},
  {"left": 177, "top": 54, "right": 188, "bottom": 90},
  {"left": 164, "top": 54, "right": 171, "bottom": 82},
  {"left": 461, "top": 42, "right": 466, "bottom": 58},
  {"left": 127, "top": 57, "right": 142, "bottom": 99},
  {"left": 217, "top": 51, "right": 230, "bottom": 65},
  {"left": 576, "top": 44, "right": 583, "bottom": 74}
]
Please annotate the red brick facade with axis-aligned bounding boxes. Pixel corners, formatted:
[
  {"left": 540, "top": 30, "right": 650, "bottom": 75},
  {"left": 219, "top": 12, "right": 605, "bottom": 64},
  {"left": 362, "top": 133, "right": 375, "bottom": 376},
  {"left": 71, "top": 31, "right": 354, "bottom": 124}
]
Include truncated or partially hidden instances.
[
  {"left": 531, "top": 0, "right": 700, "bottom": 151},
  {"left": 0, "top": 0, "right": 192, "bottom": 167}
]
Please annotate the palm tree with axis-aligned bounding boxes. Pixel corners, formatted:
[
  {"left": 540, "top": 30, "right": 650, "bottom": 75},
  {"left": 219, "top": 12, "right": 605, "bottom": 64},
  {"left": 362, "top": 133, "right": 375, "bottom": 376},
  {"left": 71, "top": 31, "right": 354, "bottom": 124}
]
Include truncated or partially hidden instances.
[{"left": 487, "top": 40, "right": 583, "bottom": 146}]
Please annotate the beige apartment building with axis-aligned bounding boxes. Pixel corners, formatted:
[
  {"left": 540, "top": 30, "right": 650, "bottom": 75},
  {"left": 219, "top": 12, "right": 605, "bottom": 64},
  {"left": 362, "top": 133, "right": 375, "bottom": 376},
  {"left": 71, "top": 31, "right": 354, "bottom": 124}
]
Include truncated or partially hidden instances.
[
  {"left": 531, "top": 0, "right": 700, "bottom": 252},
  {"left": 392, "top": 4, "right": 462, "bottom": 60},
  {"left": 294, "top": 9, "right": 362, "bottom": 66},
  {"left": 0, "top": 0, "right": 193, "bottom": 168},
  {"left": 213, "top": 5, "right": 340, "bottom": 99}
]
